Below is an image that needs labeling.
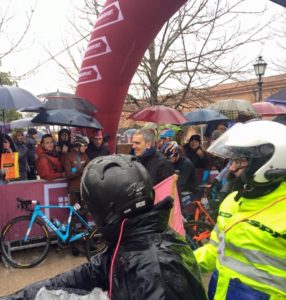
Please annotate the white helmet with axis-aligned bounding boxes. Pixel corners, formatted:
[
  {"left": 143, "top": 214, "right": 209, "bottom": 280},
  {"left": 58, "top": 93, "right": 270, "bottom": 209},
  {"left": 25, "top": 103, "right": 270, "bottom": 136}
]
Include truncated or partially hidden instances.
[
  {"left": 74, "top": 135, "right": 89, "bottom": 147},
  {"left": 207, "top": 120, "right": 286, "bottom": 185}
]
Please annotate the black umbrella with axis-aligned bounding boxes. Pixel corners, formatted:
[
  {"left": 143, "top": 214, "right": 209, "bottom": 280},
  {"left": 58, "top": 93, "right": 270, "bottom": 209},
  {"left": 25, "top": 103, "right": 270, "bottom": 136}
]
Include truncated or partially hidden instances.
[
  {"left": 0, "top": 85, "right": 43, "bottom": 133},
  {"left": 21, "top": 91, "right": 97, "bottom": 114},
  {"left": 31, "top": 109, "right": 102, "bottom": 129}
]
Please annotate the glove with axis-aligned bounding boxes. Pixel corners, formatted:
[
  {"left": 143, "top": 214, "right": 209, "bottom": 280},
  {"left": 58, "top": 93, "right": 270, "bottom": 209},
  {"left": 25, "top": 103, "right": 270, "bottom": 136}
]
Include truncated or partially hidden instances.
[
  {"left": 209, "top": 179, "right": 222, "bottom": 202},
  {"left": 201, "top": 170, "right": 210, "bottom": 184}
]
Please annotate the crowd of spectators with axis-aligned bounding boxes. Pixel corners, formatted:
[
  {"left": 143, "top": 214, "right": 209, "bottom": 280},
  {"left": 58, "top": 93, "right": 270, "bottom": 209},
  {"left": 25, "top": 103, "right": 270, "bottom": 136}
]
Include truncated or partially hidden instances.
[
  {"left": 0, "top": 128, "right": 110, "bottom": 183},
  {"left": 0, "top": 124, "right": 229, "bottom": 212}
]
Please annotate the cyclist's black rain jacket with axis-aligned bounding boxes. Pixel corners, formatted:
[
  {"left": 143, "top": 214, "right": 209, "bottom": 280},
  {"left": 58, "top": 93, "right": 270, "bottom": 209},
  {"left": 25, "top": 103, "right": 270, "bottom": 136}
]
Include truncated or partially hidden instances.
[{"left": 4, "top": 197, "right": 207, "bottom": 300}]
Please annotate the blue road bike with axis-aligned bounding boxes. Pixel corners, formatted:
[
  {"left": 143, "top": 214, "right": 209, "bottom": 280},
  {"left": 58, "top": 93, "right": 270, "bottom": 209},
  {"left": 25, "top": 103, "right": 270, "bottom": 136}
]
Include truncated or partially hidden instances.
[{"left": 0, "top": 197, "right": 106, "bottom": 268}]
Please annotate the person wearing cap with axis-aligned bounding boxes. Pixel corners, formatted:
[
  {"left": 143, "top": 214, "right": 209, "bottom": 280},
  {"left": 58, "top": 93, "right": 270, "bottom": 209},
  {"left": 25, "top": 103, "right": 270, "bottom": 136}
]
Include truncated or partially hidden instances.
[
  {"left": 157, "top": 129, "right": 175, "bottom": 150},
  {"left": 161, "top": 141, "right": 198, "bottom": 212},
  {"left": 183, "top": 134, "right": 210, "bottom": 185},
  {"left": 86, "top": 129, "right": 110, "bottom": 160},
  {"left": 26, "top": 128, "right": 38, "bottom": 180},
  {"left": 183, "top": 134, "right": 209, "bottom": 169},
  {"left": 64, "top": 135, "right": 90, "bottom": 256},
  {"left": 64, "top": 135, "right": 90, "bottom": 207},
  {"left": 56, "top": 128, "right": 73, "bottom": 164}
]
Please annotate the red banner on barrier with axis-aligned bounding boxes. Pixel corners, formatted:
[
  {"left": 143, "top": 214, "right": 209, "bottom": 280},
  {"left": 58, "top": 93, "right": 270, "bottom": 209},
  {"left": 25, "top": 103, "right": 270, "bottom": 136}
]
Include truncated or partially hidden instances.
[{"left": 0, "top": 179, "right": 69, "bottom": 231}]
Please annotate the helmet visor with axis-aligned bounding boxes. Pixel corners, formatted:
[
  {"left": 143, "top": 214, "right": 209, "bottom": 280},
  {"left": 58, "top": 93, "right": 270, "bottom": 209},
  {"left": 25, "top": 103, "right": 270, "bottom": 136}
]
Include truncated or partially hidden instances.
[{"left": 207, "top": 123, "right": 274, "bottom": 160}]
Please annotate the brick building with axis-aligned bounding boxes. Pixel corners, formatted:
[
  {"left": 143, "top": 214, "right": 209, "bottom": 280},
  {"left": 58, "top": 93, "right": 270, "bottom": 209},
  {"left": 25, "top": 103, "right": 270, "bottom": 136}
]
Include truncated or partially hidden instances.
[{"left": 120, "top": 73, "right": 286, "bottom": 128}]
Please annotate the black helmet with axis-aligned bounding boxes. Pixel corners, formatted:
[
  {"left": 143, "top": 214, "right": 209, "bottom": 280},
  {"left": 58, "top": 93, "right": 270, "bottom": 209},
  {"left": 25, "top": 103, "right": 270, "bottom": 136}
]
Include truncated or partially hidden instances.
[
  {"left": 81, "top": 154, "right": 154, "bottom": 226},
  {"left": 74, "top": 135, "right": 89, "bottom": 147}
]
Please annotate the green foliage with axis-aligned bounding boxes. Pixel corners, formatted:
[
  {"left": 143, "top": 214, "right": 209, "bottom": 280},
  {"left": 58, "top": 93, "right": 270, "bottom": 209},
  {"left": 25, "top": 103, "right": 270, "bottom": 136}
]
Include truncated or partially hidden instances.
[
  {"left": 0, "top": 110, "right": 23, "bottom": 122},
  {"left": 0, "top": 70, "right": 22, "bottom": 122},
  {"left": 0, "top": 72, "right": 16, "bottom": 86}
]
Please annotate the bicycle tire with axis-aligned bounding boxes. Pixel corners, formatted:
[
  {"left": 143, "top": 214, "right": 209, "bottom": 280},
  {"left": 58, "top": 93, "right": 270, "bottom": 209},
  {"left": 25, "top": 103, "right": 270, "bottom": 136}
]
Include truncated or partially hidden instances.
[
  {"left": 0, "top": 215, "right": 51, "bottom": 268},
  {"left": 85, "top": 228, "right": 107, "bottom": 262},
  {"left": 184, "top": 220, "right": 213, "bottom": 248}
]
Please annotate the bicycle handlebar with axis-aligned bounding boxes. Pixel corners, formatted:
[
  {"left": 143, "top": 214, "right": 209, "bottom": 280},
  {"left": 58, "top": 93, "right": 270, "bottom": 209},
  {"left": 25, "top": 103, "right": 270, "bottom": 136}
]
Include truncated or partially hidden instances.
[{"left": 16, "top": 197, "right": 39, "bottom": 212}]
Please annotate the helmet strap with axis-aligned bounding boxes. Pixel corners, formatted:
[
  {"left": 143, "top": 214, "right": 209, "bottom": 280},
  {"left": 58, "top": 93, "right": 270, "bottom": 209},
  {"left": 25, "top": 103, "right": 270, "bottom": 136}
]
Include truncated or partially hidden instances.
[{"left": 235, "top": 181, "right": 281, "bottom": 200}]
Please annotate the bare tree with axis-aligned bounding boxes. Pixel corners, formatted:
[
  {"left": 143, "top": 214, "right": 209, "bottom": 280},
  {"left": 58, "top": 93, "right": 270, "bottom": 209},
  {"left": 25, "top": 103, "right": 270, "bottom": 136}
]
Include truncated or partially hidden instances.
[
  {"left": 41, "top": 0, "right": 104, "bottom": 91},
  {"left": 47, "top": 0, "right": 277, "bottom": 110},
  {"left": 273, "top": 13, "right": 286, "bottom": 73},
  {"left": 129, "top": 0, "right": 279, "bottom": 111},
  {"left": 0, "top": 2, "right": 36, "bottom": 83}
]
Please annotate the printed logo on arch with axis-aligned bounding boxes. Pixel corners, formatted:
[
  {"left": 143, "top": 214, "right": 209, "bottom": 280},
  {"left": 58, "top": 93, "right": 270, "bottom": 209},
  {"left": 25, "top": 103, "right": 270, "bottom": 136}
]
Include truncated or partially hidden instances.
[
  {"left": 94, "top": 1, "right": 124, "bottom": 31},
  {"left": 84, "top": 36, "right": 112, "bottom": 61},
  {"left": 77, "top": 65, "right": 102, "bottom": 85}
]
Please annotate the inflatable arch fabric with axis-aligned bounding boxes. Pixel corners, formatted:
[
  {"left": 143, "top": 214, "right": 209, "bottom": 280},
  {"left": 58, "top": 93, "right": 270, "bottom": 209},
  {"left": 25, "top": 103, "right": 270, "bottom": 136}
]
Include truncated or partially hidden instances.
[{"left": 76, "top": 0, "right": 187, "bottom": 151}]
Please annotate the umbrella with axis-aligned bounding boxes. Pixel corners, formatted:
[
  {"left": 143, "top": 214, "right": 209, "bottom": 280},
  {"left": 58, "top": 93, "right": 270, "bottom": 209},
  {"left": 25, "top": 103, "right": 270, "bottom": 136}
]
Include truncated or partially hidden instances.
[
  {"left": 266, "top": 88, "right": 286, "bottom": 107},
  {"left": 0, "top": 85, "right": 43, "bottom": 134},
  {"left": 0, "top": 86, "right": 42, "bottom": 110},
  {"left": 252, "top": 102, "right": 286, "bottom": 117},
  {"left": 120, "top": 128, "right": 137, "bottom": 143},
  {"left": 21, "top": 91, "right": 97, "bottom": 114},
  {"left": 31, "top": 109, "right": 102, "bottom": 129},
  {"left": 0, "top": 122, "right": 11, "bottom": 133},
  {"left": 143, "top": 123, "right": 182, "bottom": 132},
  {"left": 128, "top": 105, "right": 187, "bottom": 125},
  {"left": 208, "top": 99, "right": 259, "bottom": 121},
  {"left": 9, "top": 117, "right": 44, "bottom": 129},
  {"left": 183, "top": 108, "right": 229, "bottom": 125},
  {"left": 270, "top": 0, "right": 286, "bottom": 7}
]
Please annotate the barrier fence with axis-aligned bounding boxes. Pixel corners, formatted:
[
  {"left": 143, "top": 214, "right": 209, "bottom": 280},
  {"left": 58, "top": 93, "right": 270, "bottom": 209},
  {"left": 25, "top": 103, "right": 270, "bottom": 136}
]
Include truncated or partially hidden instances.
[{"left": 0, "top": 179, "right": 69, "bottom": 231}]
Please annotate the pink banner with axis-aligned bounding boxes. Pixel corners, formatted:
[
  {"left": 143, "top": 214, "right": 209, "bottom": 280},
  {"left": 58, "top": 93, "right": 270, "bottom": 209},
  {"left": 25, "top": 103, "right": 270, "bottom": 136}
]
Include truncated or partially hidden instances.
[
  {"left": 0, "top": 179, "right": 69, "bottom": 231},
  {"left": 154, "top": 175, "right": 185, "bottom": 237},
  {"left": 76, "top": 0, "right": 187, "bottom": 151}
]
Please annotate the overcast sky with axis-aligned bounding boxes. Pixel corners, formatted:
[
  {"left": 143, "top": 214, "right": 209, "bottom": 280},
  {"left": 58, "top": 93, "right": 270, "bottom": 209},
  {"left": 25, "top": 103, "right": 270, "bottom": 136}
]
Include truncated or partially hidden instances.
[{"left": 1, "top": 0, "right": 285, "bottom": 97}]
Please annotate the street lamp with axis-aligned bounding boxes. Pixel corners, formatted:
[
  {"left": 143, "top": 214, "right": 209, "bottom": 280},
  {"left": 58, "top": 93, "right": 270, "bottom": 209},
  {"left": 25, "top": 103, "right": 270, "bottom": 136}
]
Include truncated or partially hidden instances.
[{"left": 253, "top": 56, "right": 267, "bottom": 102}]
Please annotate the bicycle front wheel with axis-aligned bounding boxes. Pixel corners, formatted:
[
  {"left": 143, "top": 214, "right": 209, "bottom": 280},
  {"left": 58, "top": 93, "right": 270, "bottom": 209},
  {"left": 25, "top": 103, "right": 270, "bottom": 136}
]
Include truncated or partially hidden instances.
[
  {"left": 85, "top": 228, "right": 107, "bottom": 262},
  {"left": 0, "top": 216, "right": 51, "bottom": 268},
  {"left": 184, "top": 220, "right": 213, "bottom": 249}
]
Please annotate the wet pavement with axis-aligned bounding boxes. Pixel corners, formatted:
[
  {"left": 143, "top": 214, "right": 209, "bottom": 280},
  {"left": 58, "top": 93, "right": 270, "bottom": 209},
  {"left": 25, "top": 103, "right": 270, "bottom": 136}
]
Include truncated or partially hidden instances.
[
  {"left": 0, "top": 246, "right": 210, "bottom": 297},
  {"left": 0, "top": 247, "right": 87, "bottom": 297}
]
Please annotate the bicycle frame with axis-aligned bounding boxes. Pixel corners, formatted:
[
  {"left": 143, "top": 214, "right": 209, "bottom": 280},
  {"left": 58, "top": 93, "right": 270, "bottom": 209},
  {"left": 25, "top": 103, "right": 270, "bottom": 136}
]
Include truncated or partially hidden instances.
[
  {"left": 193, "top": 201, "right": 216, "bottom": 226},
  {"left": 24, "top": 205, "right": 91, "bottom": 243}
]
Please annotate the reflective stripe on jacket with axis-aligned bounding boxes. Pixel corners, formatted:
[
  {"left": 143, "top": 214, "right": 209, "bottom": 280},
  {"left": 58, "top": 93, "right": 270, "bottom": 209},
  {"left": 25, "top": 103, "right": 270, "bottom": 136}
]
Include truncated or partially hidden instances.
[{"left": 194, "top": 181, "right": 286, "bottom": 300}]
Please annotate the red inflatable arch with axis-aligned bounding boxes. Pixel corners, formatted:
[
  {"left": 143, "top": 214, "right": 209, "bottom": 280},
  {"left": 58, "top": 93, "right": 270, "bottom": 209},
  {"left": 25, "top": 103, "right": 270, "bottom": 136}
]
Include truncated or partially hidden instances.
[{"left": 76, "top": 0, "right": 187, "bottom": 152}]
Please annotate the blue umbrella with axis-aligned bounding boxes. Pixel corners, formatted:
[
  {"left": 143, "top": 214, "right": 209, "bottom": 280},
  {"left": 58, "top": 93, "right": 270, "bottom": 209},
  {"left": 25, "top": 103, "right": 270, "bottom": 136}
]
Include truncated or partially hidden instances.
[
  {"left": 266, "top": 88, "right": 286, "bottom": 107},
  {"left": 183, "top": 108, "right": 229, "bottom": 125},
  {"left": 270, "top": 0, "right": 286, "bottom": 7},
  {"left": 0, "top": 85, "right": 43, "bottom": 135},
  {"left": 0, "top": 122, "right": 11, "bottom": 133}
]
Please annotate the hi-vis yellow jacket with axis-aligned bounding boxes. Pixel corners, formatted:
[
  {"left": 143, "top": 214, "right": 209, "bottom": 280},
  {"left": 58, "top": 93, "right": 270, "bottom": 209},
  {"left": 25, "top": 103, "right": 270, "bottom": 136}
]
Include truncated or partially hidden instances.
[{"left": 194, "top": 182, "right": 286, "bottom": 300}]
